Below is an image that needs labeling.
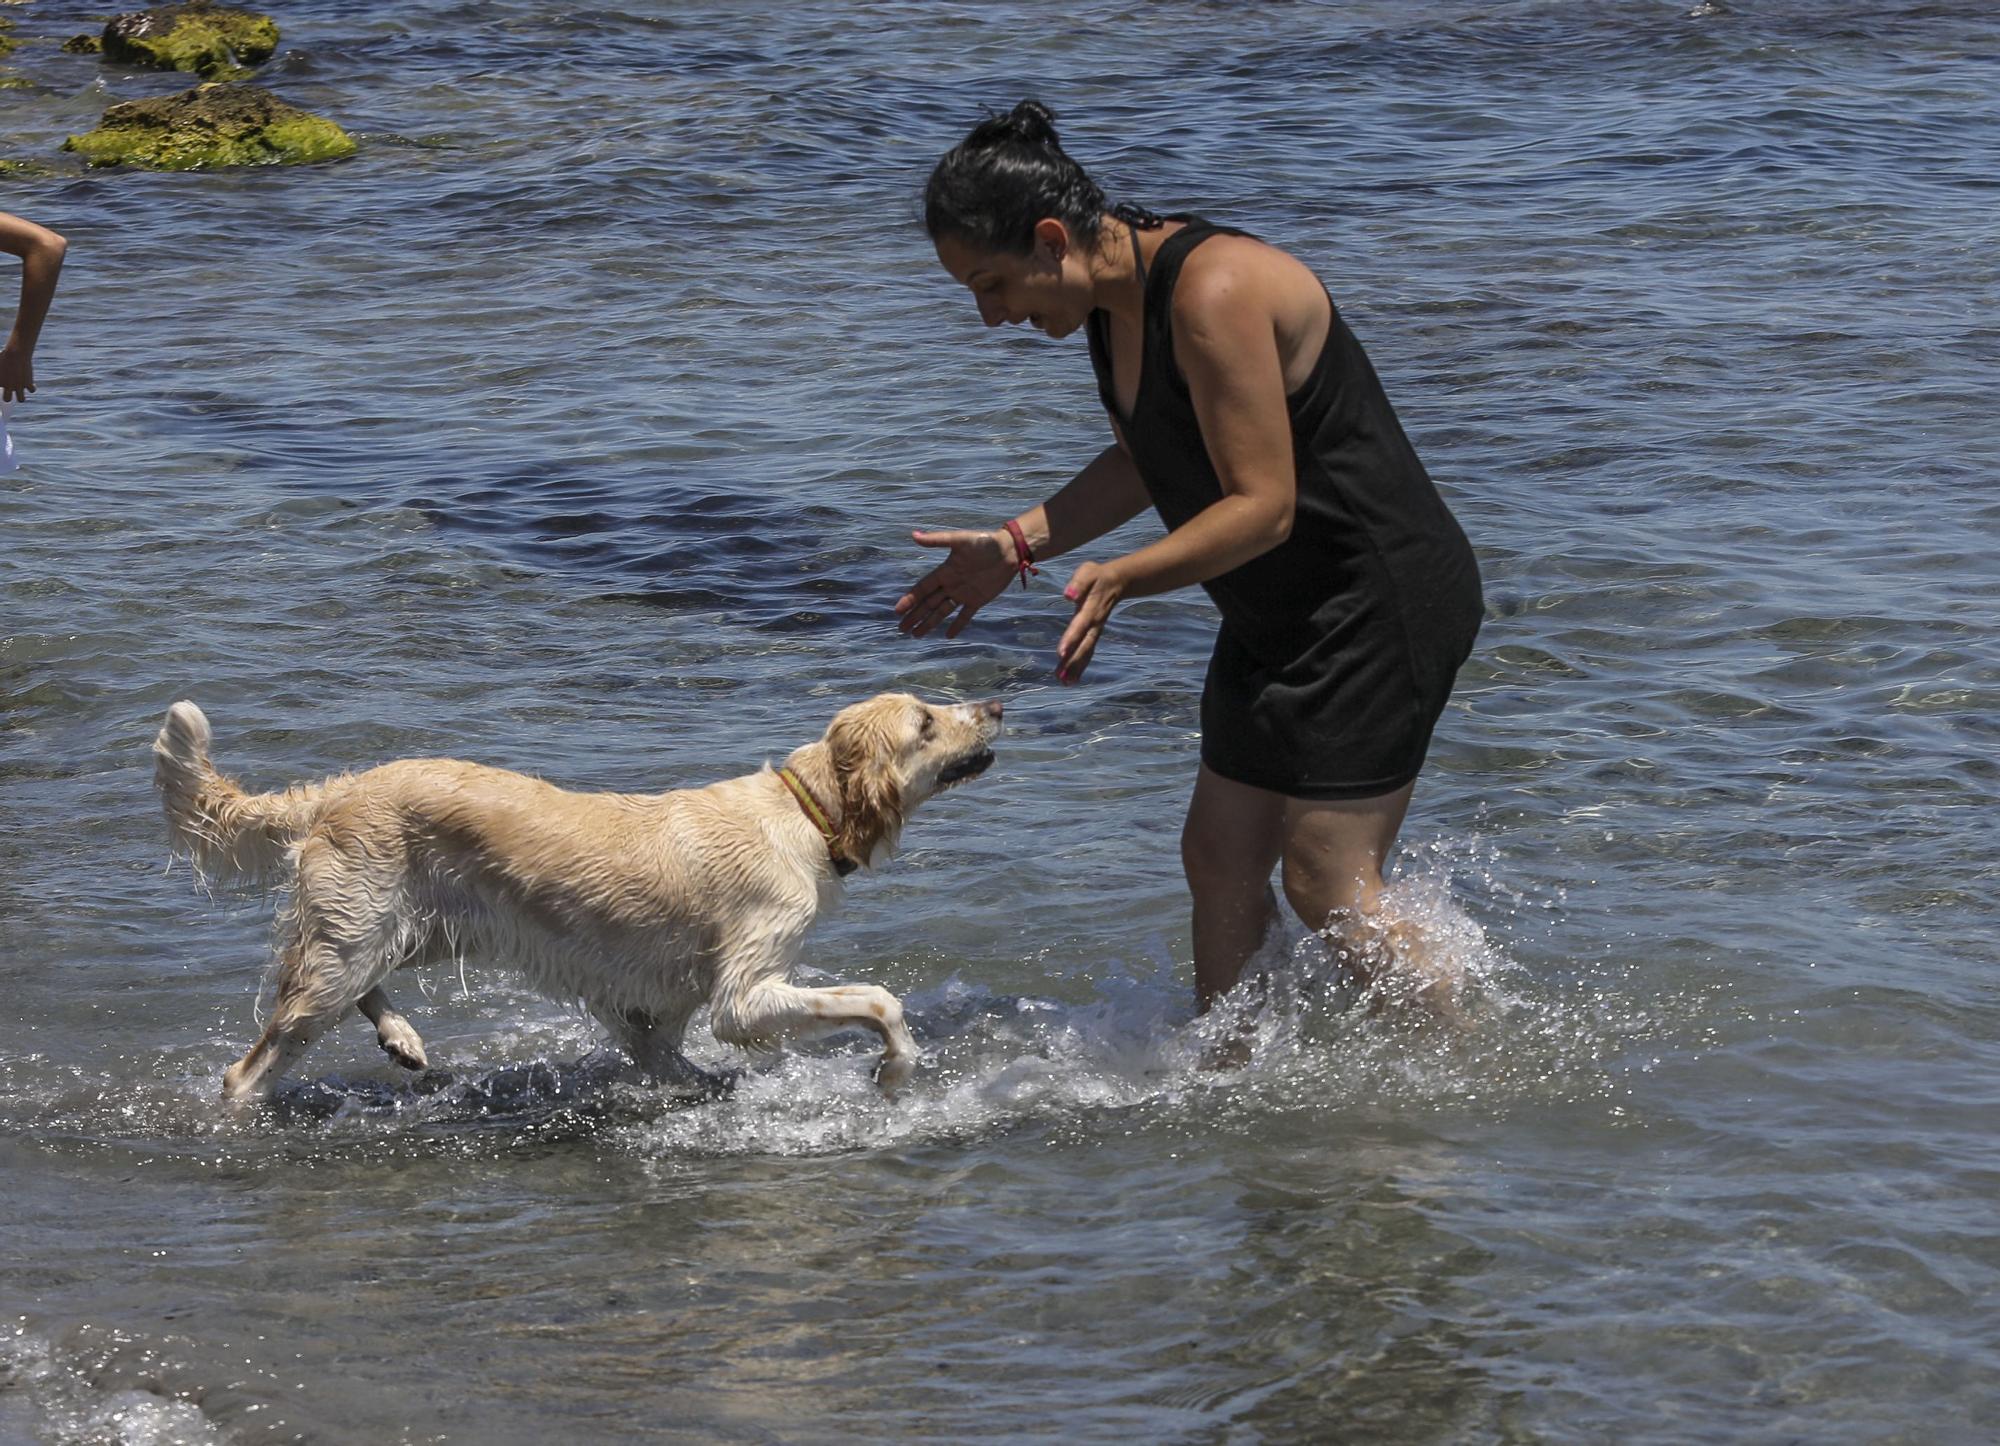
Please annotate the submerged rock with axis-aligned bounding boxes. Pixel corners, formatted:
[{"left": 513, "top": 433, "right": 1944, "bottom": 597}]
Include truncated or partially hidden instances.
[
  {"left": 63, "top": 82, "right": 354, "bottom": 170},
  {"left": 98, "top": 2, "right": 279, "bottom": 76},
  {"left": 61, "top": 35, "right": 107, "bottom": 55}
]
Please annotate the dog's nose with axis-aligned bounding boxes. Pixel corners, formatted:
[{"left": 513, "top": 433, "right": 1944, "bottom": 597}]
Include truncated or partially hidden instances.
[{"left": 978, "top": 699, "right": 1004, "bottom": 722}]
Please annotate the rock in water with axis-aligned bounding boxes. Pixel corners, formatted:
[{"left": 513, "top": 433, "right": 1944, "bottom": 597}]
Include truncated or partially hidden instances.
[
  {"left": 63, "top": 83, "right": 355, "bottom": 170},
  {"left": 100, "top": 2, "right": 279, "bottom": 76}
]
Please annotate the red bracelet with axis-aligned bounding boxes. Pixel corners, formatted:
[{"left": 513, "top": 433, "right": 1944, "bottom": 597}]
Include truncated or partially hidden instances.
[{"left": 1003, "top": 518, "right": 1041, "bottom": 589}]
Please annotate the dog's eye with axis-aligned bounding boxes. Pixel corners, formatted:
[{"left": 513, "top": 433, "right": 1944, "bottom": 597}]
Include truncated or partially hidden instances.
[{"left": 918, "top": 712, "right": 935, "bottom": 738}]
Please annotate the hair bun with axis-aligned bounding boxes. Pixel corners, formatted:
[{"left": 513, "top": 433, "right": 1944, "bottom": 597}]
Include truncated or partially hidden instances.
[
  {"left": 1002, "top": 99, "right": 1059, "bottom": 147},
  {"left": 966, "top": 98, "right": 1061, "bottom": 152}
]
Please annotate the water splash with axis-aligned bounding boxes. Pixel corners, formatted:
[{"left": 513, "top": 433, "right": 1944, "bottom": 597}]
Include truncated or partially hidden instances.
[
  {"left": 623, "top": 831, "right": 1689, "bottom": 1157},
  {"left": 3, "top": 832, "right": 1699, "bottom": 1165},
  {"left": 0, "top": 1322, "right": 225, "bottom": 1446}
]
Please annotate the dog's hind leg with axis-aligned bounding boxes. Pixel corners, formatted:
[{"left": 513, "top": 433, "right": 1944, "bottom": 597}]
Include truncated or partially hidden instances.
[
  {"left": 357, "top": 986, "right": 428, "bottom": 1071},
  {"left": 222, "top": 936, "right": 351, "bottom": 1105},
  {"left": 224, "top": 876, "right": 401, "bottom": 1104},
  {"left": 355, "top": 926, "right": 458, "bottom": 1071},
  {"left": 222, "top": 1013, "right": 317, "bottom": 1105}
]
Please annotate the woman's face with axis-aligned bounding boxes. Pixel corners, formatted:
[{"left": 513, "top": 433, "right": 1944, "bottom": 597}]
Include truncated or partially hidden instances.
[{"left": 934, "top": 220, "right": 1089, "bottom": 339}]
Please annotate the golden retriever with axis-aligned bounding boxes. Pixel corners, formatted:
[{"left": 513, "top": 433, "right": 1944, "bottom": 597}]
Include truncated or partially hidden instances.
[{"left": 151, "top": 693, "right": 1001, "bottom": 1104}]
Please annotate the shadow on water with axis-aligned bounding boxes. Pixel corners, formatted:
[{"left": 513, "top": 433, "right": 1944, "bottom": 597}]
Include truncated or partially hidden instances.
[
  {"left": 259, "top": 1048, "right": 724, "bottom": 1139},
  {"left": 405, "top": 465, "right": 910, "bottom": 635}
]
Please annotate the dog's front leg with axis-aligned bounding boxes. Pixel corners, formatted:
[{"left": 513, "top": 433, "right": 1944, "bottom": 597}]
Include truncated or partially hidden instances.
[
  {"left": 711, "top": 980, "right": 919, "bottom": 1097},
  {"left": 357, "top": 986, "right": 428, "bottom": 1071},
  {"left": 592, "top": 1006, "right": 733, "bottom": 1098},
  {"left": 818, "top": 984, "right": 921, "bottom": 1094}
]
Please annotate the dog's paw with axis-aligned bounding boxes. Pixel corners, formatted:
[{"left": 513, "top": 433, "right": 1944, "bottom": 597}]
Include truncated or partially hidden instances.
[
  {"left": 376, "top": 1022, "right": 429, "bottom": 1072},
  {"left": 872, "top": 1052, "right": 915, "bottom": 1097}
]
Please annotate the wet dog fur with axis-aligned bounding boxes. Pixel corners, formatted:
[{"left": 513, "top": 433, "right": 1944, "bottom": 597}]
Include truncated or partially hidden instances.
[{"left": 151, "top": 693, "right": 1001, "bottom": 1104}]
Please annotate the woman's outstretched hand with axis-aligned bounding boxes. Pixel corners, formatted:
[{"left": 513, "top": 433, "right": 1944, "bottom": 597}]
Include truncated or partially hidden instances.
[
  {"left": 895, "top": 529, "right": 1016, "bottom": 638},
  {"left": 1056, "top": 560, "right": 1127, "bottom": 684}
]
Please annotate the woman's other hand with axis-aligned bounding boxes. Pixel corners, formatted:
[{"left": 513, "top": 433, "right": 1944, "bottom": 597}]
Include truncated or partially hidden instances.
[
  {"left": 895, "top": 528, "right": 1016, "bottom": 638},
  {"left": 1056, "top": 560, "right": 1127, "bottom": 683}
]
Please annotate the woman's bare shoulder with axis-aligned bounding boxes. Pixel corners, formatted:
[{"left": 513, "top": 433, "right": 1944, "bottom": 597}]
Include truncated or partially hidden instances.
[
  {"left": 1176, "top": 230, "right": 1320, "bottom": 312},
  {"left": 1171, "top": 230, "right": 1325, "bottom": 330}
]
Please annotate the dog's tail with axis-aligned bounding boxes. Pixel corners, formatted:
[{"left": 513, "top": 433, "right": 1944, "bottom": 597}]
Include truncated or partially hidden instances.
[{"left": 152, "top": 700, "right": 338, "bottom": 885}]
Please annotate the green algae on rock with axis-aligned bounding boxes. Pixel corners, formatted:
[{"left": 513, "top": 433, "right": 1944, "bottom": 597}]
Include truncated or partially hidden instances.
[
  {"left": 62, "top": 83, "right": 355, "bottom": 170},
  {"left": 62, "top": 34, "right": 106, "bottom": 55},
  {"left": 98, "top": 2, "right": 279, "bottom": 76}
]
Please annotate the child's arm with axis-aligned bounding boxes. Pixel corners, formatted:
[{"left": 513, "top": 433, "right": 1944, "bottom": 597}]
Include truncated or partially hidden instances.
[{"left": 1, "top": 213, "right": 68, "bottom": 402}]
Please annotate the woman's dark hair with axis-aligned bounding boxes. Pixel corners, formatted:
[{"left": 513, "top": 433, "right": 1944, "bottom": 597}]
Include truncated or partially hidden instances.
[{"left": 925, "top": 100, "right": 1159, "bottom": 255}]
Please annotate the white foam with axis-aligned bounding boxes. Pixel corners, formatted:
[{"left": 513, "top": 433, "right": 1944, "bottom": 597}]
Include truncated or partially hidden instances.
[{"left": 0, "top": 1322, "right": 226, "bottom": 1446}]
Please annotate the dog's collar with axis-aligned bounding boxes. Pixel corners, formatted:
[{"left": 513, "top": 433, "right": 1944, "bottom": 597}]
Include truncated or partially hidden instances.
[{"left": 778, "top": 766, "right": 856, "bottom": 877}]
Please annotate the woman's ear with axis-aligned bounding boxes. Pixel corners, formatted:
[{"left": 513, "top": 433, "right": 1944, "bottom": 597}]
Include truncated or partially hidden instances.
[{"left": 1032, "top": 216, "right": 1070, "bottom": 265}]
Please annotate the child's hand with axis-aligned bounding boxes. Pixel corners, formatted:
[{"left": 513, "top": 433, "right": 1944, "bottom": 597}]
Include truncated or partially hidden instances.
[{"left": 0, "top": 343, "right": 33, "bottom": 403}]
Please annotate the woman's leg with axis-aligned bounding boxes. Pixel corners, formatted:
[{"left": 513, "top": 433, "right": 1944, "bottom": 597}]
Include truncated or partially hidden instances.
[
  {"left": 1181, "top": 764, "right": 1287, "bottom": 1012},
  {"left": 1279, "top": 782, "right": 1457, "bottom": 1005}
]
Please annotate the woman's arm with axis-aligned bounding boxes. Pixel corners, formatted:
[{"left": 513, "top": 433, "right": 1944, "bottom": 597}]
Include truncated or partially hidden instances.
[
  {"left": 0, "top": 213, "right": 68, "bottom": 403},
  {"left": 1009, "top": 433, "right": 1153, "bottom": 564},
  {"left": 1057, "top": 252, "right": 1300, "bottom": 682},
  {"left": 896, "top": 436, "right": 1152, "bottom": 639}
]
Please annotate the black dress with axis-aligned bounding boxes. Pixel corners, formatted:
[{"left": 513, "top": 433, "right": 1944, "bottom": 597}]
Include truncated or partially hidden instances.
[{"left": 1085, "top": 218, "right": 1482, "bottom": 800}]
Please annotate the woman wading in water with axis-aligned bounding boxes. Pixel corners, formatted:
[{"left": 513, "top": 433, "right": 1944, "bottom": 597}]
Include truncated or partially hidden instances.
[{"left": 896, "top": 101, "right": 1482, "bottom": 1021}]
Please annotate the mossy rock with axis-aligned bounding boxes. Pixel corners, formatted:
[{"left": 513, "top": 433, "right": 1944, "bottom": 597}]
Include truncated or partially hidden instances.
[
  {"left": 62, "top": 35, "right": 106, "bottom": 55},
  {"left": 63, "top": 83, "right": 355, "bottom": 170},
  {"left": 100, "top": 2, "right": 278, "bottom": 76}
]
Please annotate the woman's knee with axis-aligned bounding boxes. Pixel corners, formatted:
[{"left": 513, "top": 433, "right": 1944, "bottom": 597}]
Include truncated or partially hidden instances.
[
  {"left": 1279, "top": 849, "right": 1377, "bottom": 933},
  {"left": 1179, "top": 766, "right": 1286, "bottom": 896},
  {"left": 1180, "top": 817, "right": 1275, "bottom": 898}
]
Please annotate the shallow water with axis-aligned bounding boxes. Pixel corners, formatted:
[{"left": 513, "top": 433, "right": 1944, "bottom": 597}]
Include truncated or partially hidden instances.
[{"left": 4, "top": 0, "right": 1998, "bottom": 1441}]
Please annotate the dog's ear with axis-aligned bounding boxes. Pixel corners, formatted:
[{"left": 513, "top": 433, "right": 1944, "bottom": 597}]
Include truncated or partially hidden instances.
[{"left": 828, "top": 709, "right": 906, "bottom": 869}]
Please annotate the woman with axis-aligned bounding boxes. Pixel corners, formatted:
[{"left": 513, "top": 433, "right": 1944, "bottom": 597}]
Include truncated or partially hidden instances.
[{"left": 896, "top": 102, "right": 1483, "bottom": 1015}]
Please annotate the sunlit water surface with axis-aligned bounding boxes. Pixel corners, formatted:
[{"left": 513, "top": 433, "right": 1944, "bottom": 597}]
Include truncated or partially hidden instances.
[{"left": 3, "top": 1, "right": 1997, "bottom": 1441}]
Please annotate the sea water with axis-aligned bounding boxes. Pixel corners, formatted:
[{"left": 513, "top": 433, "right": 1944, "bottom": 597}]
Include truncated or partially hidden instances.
[{"left": 2, "top": 1, "right": 1996, "bottom": 1440}]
